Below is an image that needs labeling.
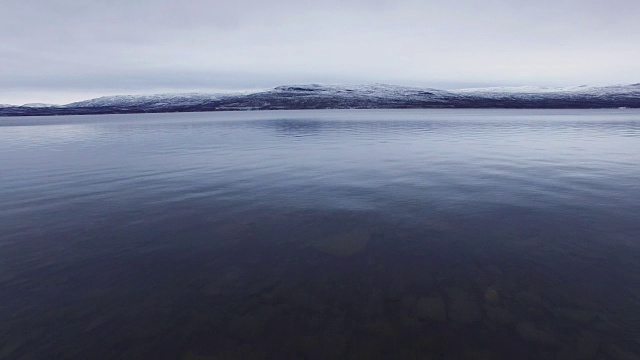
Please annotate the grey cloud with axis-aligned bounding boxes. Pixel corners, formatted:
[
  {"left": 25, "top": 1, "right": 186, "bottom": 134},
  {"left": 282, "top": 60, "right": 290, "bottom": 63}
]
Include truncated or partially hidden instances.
[{"left": 2, "top": 0, "right": 639, "bottom": 104}]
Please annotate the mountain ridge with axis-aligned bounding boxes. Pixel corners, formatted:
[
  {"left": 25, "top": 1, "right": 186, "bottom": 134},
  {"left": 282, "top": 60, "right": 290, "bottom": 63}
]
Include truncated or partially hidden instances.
[{"left": 1, "top": 83, "right": 639, "bottom": 116}]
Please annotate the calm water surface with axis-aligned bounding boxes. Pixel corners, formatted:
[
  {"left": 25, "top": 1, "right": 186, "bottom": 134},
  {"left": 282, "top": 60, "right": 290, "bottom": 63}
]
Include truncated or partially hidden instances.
[{"left": 1, "top": 109, "right": 639, "bottom": 359}]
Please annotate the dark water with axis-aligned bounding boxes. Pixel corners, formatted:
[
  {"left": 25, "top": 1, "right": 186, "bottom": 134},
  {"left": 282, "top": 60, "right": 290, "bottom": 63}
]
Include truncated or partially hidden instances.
[{"left": 1, "top": 109, "right": 639, "bottom": 359}]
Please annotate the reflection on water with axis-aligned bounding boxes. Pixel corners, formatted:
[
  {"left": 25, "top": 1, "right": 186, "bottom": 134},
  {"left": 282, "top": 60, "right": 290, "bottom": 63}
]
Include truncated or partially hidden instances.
[{"left": 1, "top": 109, "right": 639, "bottom": 359}]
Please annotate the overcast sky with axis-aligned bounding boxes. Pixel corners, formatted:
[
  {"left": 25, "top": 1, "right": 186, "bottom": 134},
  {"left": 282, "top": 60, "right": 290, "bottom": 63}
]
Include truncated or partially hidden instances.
[{"left": 2, "top": 0, "right": 639, "bottom": 104}]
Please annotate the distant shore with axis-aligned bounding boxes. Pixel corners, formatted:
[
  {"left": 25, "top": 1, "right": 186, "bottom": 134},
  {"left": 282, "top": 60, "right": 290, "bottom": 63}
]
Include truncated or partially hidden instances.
[{"left": 2, "top": 83, "right": 639, "bottom": 116}]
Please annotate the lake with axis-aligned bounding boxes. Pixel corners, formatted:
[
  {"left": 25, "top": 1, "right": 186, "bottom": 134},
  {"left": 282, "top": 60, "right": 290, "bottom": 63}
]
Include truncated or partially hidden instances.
[{"left": 1, "top": 109, "right": 639, "bottom": 359}]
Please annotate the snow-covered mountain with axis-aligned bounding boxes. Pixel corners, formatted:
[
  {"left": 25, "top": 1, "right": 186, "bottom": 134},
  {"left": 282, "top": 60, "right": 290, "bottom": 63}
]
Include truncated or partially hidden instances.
[
  {"left": 455, "top": 84, "right": 635, "bottom": 94},
  {"left": 66, "top": 92, "right": 233, "bottom": 108},
  {"left": 22, "top": 103, "right": 57, "bottom": 108},
  {"left": 270, "top": 84, "right": 452, "bottom": 99},
  {"left": 1, "top": 83, "right": 638, "bottom": 116},
  {"left": 455, "top": 83, "right": 640, "bottom": 100}
]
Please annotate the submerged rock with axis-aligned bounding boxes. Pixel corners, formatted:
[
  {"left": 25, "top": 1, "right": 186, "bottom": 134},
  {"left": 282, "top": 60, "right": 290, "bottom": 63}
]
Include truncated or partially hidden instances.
[
  {"left": 400, "top": 314, "right": 423, "bottom": 329},
  {"left": 228, "top": 314, "right": 264, "bottom": 338},
  {"left": 416, "top": 296, "right": 447, "bottom": 322},
  {"left": 483, "top": 287, "right": 499, "bottom": 303},
  {"left": 516, "top": 322, "right": 559, "bottom": 346},
  {"left": 182, "top": 352, "right": 218, "bottom": 360},
  {"left": 607, "top": 344, "right": 638, "bottom": 360},
  {"left": 516, "top": 290, "right": 542, "bottom": 306},
  {"left": 361, "top": 320, "right": 396, "bottom": 337},
  {"left": 555, "top": 308, "right": 599, "bottom": 324},
  {"left": 485, "top": 306, "right": 515, "bottom": 325},
  {"left": 289, "top": 292, "right": 322, "bottom": 312},
  {"left": 312, "top": 229, "right": 371, "bottom": 257},
  {"left": 575, "top": 332, "right": 599, "bottom": 359},
  {"left": 446, "top": 287, "right": 482, "bottom": 323},
  {"left": 463, "top": 349, "right": 497, "bottom": 360}
]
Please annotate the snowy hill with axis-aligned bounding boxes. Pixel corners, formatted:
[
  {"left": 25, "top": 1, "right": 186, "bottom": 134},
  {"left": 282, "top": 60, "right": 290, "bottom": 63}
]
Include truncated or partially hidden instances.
[
  {"left": 455, "top": 83, "right": 640, "bottom": 99},
  {"left": 270, "top": 84, "right": 452, "bottom": 99},
  {"left": 1, "top": 83, "right": 639, "bottom": 116},
  {"left": 21, "top": 103, "right": 56, "bottom": 108},
  {"left": 66, "top": 93, "right": 232, "bottom": 108}
]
